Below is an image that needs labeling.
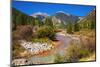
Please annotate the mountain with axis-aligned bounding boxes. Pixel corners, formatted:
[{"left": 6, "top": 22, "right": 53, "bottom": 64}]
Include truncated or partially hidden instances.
[
  {"left": 79, "top": 9, "right": 96, "bottom": 24},
  {"left": 31, "top": 12, "right": 48, "bottom": 21},
  {"left": 13, "top": 8, "right": 95, "bottom": 30},
  {"left": 12, "top": 8, "right": 35, "bottom": 30},
  {"left": 52, "top": 11, "right": 80, "bottom": 25},
  {"left": 79, "top": 9, "right": 96, "bottom": 29},
  {"left": 31, "top": 11, "right": 82, "bottom": 25},
  {"left": 86, "top": 9, "right": 96, "bottom": 22}
]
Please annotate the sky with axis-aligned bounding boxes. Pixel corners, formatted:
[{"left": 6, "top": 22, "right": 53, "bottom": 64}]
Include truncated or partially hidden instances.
[{"left": 12, "top": 1, "right": 95, "bottom": 17}]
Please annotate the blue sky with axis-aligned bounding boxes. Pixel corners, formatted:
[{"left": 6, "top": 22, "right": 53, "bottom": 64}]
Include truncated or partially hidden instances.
[{"left": 12, "top": 1, "right": 95, "bottom": 16}]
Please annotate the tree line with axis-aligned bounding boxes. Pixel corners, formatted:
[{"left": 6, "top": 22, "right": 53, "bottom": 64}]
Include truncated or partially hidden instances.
[{"left": 66, "top": 10, "right": 96, "bottom": 34}]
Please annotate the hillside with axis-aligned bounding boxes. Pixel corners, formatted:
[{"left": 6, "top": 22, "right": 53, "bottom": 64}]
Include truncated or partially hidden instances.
[
  {"left": 12, "top": 8, "right": 35, "bottom": 30},
  {"left": 53, "top": 12, "right": 80, "bottom": 24},
  {"left": 79, "top": 10, "right": 96, "bottom": 29}
]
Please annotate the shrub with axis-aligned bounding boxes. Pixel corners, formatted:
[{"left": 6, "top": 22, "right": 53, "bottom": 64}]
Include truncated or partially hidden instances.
[
  {"left": 53, "top": 41, "right": 91, "bottom": 63},
  {"left": 36, "top": 25, "right": 55, "bottom": 40},
  {"left": 13, "top": 30, "right": 23, "bottom": 40},
  {"left": 66, "top": 22, "right": 73, "bottom": 34},
  {"left": 54, "top": 54, "right": 64, "bottom": 63},
  {"left": 74, "top": 22, "right": 80, "bottom": 32},
  {"left": 31, "top": 38, "right": 52, "bottom": 44},
  {"left": 64, "top": 42, "right": 90, "bottom": 62},
  {"left": 13, "top": 25, "right": 33, "bottom": 41},
  {"left": 80, "top": 36, "right": 96, "bottom": 52},
  {"left": 78, "top": 49, "right": 90, "bottom": 58},
  {"left": 12, "top": 41, "right": 26, "bottom": 59},
  {"left": 65, "top": 43, "right": 80, "bottom": 62}
]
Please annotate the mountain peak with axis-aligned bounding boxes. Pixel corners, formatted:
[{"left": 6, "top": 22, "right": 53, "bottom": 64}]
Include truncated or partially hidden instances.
[
  {"left": 56, "top": 11, "right": 70, "bottom": 16},
  {"left": 31, "top": 12, "right": 48, "bottom": 17},
  {"left": 31, "top": 12, "right": 49, "bottom": 21}
]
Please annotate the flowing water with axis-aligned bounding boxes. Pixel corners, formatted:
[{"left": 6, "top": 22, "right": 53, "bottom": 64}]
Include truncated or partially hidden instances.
[{"left": 29, "top": 32, "right": 73, "bottom": 64}]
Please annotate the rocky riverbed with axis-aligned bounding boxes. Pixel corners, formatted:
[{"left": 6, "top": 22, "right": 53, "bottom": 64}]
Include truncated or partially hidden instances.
[
  {"left": 20, "top": 40, "right": 54, "bottom": 55},
  {"left": 12, "top": 32, "right": 81, "bottom": 66}
]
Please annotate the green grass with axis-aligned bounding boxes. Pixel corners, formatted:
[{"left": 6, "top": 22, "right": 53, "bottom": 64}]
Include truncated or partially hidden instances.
[
  {"left": 31, "top": 38, "right": 52, "bottom": 44},
  {"left": 80, "top": 52, "right": 95, "bottom": 61}
]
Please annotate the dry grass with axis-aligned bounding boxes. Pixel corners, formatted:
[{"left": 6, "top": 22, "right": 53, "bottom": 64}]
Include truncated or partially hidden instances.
[
  {"left": 64, "top": 29, "right": 96, "bottom": 62},
  {"left": 80, "top": 52, "right": 96, "bottom": 61}
]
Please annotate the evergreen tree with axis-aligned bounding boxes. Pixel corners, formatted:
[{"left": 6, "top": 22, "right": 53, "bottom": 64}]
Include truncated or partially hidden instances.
[
  {"left": 34, "top": 17, "right": 43, "bottom": 26},
  {"left": 90, "top": 21, "right": 95, "bottom": 29},
  {"left": 45, "top": 17, "right": 53, "bottom": 27},
  {"left": 12, "top": 8, "right": 35, "bottom": 29},
  {"left": 67, "top": 22, "right": 73, "bottom": 34},
  {"left": 74, "top": 22, "right": 80, "bottom": 32}
]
